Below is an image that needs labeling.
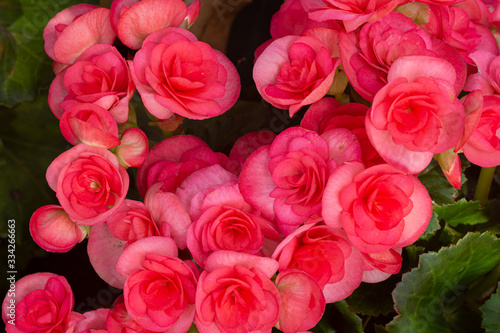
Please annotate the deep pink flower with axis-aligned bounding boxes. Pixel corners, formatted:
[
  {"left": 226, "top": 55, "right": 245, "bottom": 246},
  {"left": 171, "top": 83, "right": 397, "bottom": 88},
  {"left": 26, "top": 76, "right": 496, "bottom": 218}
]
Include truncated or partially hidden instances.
[
  {"left": 30, "top": 205, "right": 87, "bottom": 253},
  {"left": 187, "top": 184, "right": 280, "bottom": 268},
  {"left": 301, "top": 97, "right": 384, "bottom": 167},
  {"left": 462, "top": 95, "right": 500, "bottom": 167},
  {"left": 365, "top": 56, "right": 465, "bottom": 174},
  {"left": 253, "top": 35, "right": 339, "bottom": 117},
  {"left": 111, "top": 0, "right": 200, "bottom": 49},
  {"left": 59, "top": 103, "right": 120, "bottom": 149},
  {"left": 136, "top": 135, "right": 236, "bottom": 197},
  {"left": 130, "top": 27, "right": 240, "bottom": 120},
  {"left": 115, "top": 237, "right": 198, "bottom": 333},
  {"left": 195, "top": 251, "right": 281, "bottom": 333},
  {"left": 272, "top": 223, "right": 364, "bottom": 303},
  {"left": 87, "top": 187, "right": 191, "bottom": 289},
  {"left": 339, "top": 11, "right": 467, "bottom": 102},
  {"left": 301, "top": 0, "right": 403, "bottom": 32},
  {"left": 275, "top": 269, "right": 325, "bottom": 333},
  {"left": 46, "top": 144, "right": 129, "bottom": 225},
  {"left": 48, "top": 43, "right": 135, "bottom": 124},
  {"left": 107, "top": 200, "right": 164, "bottom": 245},
  {"left": 239, "top": 126, "right": 361, "bottom": 233},
  {"left": 2, "top": 273, "right": 84, "bottom": 333},
  {"left": 322, "top": 162, "right": 433, "bottom": 253},
  {"left": 43, "top": 6, "right": 115, "bottom": 65},
  {"left": 420, "top": 5, "right": 498, "bottom": 64}
]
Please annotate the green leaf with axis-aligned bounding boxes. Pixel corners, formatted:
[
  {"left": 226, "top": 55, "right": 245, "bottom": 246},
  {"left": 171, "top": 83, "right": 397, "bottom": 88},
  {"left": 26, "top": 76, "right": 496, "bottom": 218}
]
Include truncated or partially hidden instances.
[
  {"left": 310, "top": 301, "right": 361, "bottom": 333},
  {"left": 387, "top": 232, "right": 500, "bottom": 333},
  {"left": 418, "top": 160, "right": 458, "bottom": 205},
  {"left": 434, "top": 199, "right": 489, "bottom": 227},
  {"left": 0, "top": 0, "right": 22, "bottom": 27},
  {"left": 419, "top": 211, "right": 441, "bottom": 241},
  {"left": 0, "top": 96, "right": 68, "bottom": 238},
  {"left": 345, "top": 275, "right": 400, "bottom": 317},
  {"left": 481, "top": 282, "right": 500, "bottom": 333},
  {"left": 0, "top": 0, "right": 98, "bottom": 107}
]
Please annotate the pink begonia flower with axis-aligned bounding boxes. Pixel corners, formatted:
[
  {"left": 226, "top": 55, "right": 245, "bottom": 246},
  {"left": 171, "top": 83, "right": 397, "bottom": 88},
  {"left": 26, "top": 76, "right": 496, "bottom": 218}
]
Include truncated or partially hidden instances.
[
  {"left": 71, "top": 308, "right": 109, "bottom": 333},
  {"left": 239, "top": 126, "right": 361, "bottom": 234},
  {"left": 43, "top": 5, "right": 115, "bottom": 65},
  {"left": 87, "top": 187, "right": 191, "bottom": 288},
  {"left": 465, "top": 51, "right": 500, "bottom": 95},
  {"left": 87, "top": 199, "right": 167, "bottom": 288},
  {"left": 2, "top": 273, "right": 84, "bottom": 333},
  {"left": 30, "top": 205, "right": 87, "bottom": 253},
  {"left": 365, "top": 56, "right": 465, "bottom": 174},
  {"left": 43, "top": 4, "right": 97, "bottom": 60},
  {"left": 361, "top": 248, "right": 403, "bottom": 283},
  {"left": 254, "top": 35, "right": 340, "bottom": 117},
  {"left": 461, "top": 95, "right": 500, "bottom": 167},
  {"left": 48, "top": 43, "right": 135, "bottom": 124},
  {"left": 301, "top": 0, "right": 404, "bottom": 32},
  {"left": 106, "top": 295, "right": 156, "bottom": 333},
  {"left": 136, "top": 135, "right": 236, "bottom": 197},
  {"left": 114, "top": 128, "right": 149, "bottom": 168},
  {"left": 187, "top": 184, "right": 280, "bottom": 268},
  {"left": 107, "top": 200, "right": 167, "bottom": 245},
  {"left": 419, "top": 4, "right": 498, "bottom": 65},
  {"left": 339, "top": 11, "right": 467, "bottom": 102},
  {"left": 59, "top": 103, "right": 121, "bottom": 149},
  {"left": 272, "top": 223, "right": 364, "bottom": 303},
  {"left": 322, "top": 162, "right": 433, "bottom": 253},
  {"left": 130, "top": 27, "right": 240, "bottom": 120},
  {"left": 275, "top": 269, "right": 325, "bottom": 333},
  {"left": 46, "top": 144, "right": 129, "bottom": 225},
  {"left": 111, "top": 0, "right": 200, "bottom": 49},
  {"left": 301, "top": 97, "right": 384, "bottom": 167},
  {"left": 229, "top": 131, "right": 276, "bottom": 174},
  {"left": 115, "top": 237, "right": 198, "bottom": 333},
  {"left": 195, "top": 251, "right": 281, "bottom": 333}
]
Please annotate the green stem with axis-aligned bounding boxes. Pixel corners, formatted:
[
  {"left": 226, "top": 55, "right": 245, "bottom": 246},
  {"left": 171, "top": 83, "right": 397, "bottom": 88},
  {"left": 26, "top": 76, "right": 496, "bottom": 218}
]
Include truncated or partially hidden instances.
[{"left": 474, "top": 167, "right": 496, "bottom": 204}]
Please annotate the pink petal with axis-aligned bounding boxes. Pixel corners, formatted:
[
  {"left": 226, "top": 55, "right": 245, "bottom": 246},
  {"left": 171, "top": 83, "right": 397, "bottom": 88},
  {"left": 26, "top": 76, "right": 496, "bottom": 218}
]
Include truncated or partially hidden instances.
[
  {"left": 365, "top": 113, "right": 434, "bottom": 174},
  {"left": 175, "top": 164, "right": 238, "bottom": 213},
  {"left": 43, "top": 4, "right": 98, "bottom": 61},
  {"left": 53, "top": 8, "right": 116, "bottom": 65},
  {"left": 145, "top": 183, "right": 192, "bottom": 250},
  {"left": 115, "top": 236, "right": 178, "bottom": 278},
  {"left": 117, "top": 0, "right": 187, "bottom": 49},
  {"left": 321, "top": 128, "right": 362, "bottom": 164},
  {"left": 321, "top": 242, "right": 364, "bottom": 303},
  {"left": 204, "top": 251, "right": 279, "bottom": 278},
  {"left": 48, "top": 69, "right": 68, "bottom": 119},
  {"left": 87, "top": 222, "right": 127, "bottom": 289},
  {"left": 238, "top": 145, "right": 276, "bottom": 221},
  {"left": 115, "top": 128, "right": 149, "bottom": 168},
  {"left": 387, "top": 55, "right": 457, "bottom": 86},
  {"left": 322, "top": 161, "right": 365, "bottom": 229}
]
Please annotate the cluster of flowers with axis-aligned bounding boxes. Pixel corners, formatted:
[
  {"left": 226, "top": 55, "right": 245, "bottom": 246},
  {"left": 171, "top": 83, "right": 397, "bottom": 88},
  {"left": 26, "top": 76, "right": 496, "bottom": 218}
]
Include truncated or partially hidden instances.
[{"left": 4, "top": 0, "right": 500, "bottom": 332}]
